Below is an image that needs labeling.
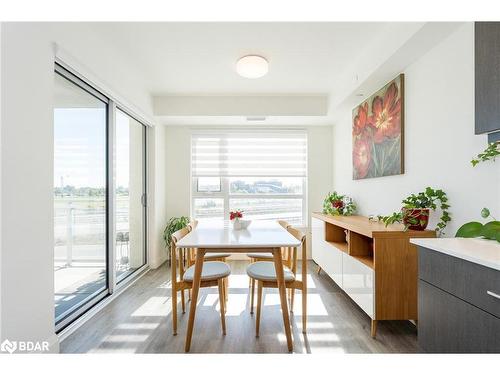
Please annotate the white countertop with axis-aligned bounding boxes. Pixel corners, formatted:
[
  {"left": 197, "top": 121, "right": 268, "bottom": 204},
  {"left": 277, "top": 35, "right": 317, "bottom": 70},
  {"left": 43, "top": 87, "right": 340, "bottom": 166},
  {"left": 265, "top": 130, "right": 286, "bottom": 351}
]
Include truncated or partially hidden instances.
[
  {"left": 176, "top": 220, "right": 301, "bottom": 249},
  {"left": 411, "top": 237, "right": 500, "bottom": 271}
]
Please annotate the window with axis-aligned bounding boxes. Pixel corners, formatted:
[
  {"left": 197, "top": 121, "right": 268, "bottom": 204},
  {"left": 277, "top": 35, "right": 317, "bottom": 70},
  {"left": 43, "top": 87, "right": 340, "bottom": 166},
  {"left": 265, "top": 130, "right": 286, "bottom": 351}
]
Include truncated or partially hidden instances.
[
  {"left": 115, "top": 109, "right": 147, "bottom": 282},
  {"left": 54, "top": 64, "right": 148, "bottom": 332},
  {"left": 191, "top": 132, "right": 307, "bottom": 225},
  {"left": 54, "top": 68, "right": 109, "bottom": 328}
]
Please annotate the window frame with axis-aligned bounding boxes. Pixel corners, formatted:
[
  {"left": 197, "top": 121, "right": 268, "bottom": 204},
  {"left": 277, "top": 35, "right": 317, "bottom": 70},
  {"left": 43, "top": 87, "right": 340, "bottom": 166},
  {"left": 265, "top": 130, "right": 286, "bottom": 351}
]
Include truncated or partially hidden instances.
[
  {"left": 190, "top": 131, "right": 308, "bottom": 225},
  {"left": 54, "top": 63, "right": 150, "bottom": 334}
]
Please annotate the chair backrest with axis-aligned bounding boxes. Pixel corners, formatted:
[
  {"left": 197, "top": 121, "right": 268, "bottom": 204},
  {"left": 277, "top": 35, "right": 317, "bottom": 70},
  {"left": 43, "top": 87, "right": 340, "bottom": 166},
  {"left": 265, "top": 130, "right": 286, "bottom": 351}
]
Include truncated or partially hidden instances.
[
  {"left": 170, "top": 226, "right": 190, "bottom": 282},
  {"left": 286, "top": 226, "right": 307, "bottom": 273},
  {"left": 171, "top": 226, "right": 190, "bottom": 245},
  {"left": 188, "top": 219, "right": 198, "bottom": 231},
  {"left": 277, "top": 220, "right": 290, "bottom": 229}
]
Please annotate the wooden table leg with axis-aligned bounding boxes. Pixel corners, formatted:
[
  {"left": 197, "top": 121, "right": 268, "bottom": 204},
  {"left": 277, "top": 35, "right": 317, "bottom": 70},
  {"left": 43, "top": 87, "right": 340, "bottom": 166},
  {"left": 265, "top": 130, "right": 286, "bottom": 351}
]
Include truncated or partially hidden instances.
[
  {"left": 184, "top": 248, "right": 206, "bottom": 352},
  {"left": 273, "top": 248, "right": 293, "bottom": 352}
]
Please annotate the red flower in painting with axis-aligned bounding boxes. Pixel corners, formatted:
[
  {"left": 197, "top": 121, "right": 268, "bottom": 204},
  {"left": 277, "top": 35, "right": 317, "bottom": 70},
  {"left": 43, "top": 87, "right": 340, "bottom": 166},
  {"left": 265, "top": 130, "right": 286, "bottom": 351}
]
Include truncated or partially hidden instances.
[
  {"left": 369, "top": 82, "right": 401, "bottom": 143},
  {"left": 352, "top": 102, "right": 371, "bottom": 136},
  {"left": 353, "top": 137, "right": 372, "bottom": 179}
]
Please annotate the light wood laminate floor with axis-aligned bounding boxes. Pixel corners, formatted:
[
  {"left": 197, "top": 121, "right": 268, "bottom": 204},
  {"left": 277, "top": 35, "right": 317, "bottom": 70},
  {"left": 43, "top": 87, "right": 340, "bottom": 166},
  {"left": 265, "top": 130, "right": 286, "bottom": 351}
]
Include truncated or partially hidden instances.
[{"left": 60, "top": 261, "right": 420, "bottom": 353}]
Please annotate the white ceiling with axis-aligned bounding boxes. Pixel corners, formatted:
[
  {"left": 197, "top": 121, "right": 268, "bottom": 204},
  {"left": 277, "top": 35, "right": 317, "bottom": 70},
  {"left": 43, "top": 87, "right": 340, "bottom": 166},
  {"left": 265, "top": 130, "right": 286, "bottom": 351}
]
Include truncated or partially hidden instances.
[
  {"left": 97, "top": 22, "right": 393, "bottom": 94},
  {"left": 92, "top": 22, "right": 459, "bottom": 126}
]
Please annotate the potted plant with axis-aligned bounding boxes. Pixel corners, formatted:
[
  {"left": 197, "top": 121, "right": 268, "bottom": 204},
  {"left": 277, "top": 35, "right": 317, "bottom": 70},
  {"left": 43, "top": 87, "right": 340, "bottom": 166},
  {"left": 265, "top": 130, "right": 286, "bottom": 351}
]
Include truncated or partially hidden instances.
[
  {"left": 163, "top": 216, "right": 190, "bottom": 263},
  {"left": 380, "top": 187, "right": 451, "bottom": 233},
  {"left": 456, "top": 207, "right": 500, "bottom": 243},
  {"left": 322, "top": 191, "right": 357, "bottom": 216}
]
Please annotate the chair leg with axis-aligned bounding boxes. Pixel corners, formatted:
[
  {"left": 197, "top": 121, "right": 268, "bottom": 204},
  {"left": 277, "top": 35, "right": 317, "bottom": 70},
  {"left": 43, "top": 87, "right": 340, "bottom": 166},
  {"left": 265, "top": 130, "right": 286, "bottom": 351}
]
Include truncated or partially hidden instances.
[
  {"left": 224, "top": 277, "right": 229, "bottom": 303},
  {"left": 218, "top": 279, "right": 227, "bottom": 335},
  {"left": 302, "top": 286, "right": 307, "bottom": 334},
  {"left": 188, "top": 288, "right": 191, "bottom": 301},
  {"left": 256, "top": 281, "right": 263, "bottom": 337},
  {"left": 290, "top": 288, "right": 295, "bottom": 313},
  {"left": 181, "top": 289, "right": 186, "bottom": 314},
  {"left": 250, "top": 278, "right": 255, "bottom": 314},
  {"left": 172, "top": 284, "right": 178, "bottom": 336}
]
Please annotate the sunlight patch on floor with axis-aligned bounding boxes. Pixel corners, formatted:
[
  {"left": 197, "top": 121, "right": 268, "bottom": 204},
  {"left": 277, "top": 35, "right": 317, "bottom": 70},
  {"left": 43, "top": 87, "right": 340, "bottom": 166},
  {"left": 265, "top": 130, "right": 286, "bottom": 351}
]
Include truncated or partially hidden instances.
[
  {"left": 260, "top": 293, "right": 328, "bottom": 316},
  {"left": 131, "top": 296, "right": 171, "bottom": 316},
  {"left": 103, "top": 334, "right": 150, "bottom": 343},
  {"left": 117, "top": 322, "right": 160, "bottom": 330}
]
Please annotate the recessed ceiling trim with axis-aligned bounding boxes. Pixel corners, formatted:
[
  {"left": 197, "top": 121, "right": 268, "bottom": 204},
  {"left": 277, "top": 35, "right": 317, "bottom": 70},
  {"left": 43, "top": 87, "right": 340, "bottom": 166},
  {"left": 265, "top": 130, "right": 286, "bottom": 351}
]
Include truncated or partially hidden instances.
[{"left": 153, "top": 95, "right": 328, "bottom": 116}]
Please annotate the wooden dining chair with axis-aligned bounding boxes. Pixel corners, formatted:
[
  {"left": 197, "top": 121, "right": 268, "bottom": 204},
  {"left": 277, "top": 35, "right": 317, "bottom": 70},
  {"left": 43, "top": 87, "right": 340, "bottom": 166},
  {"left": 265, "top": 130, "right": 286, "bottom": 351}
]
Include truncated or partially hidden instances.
[
  {"left": 184, "top": 220, "right": 230, "bottom": 305},
  {"left": 170, "top": 227, "right": 231, "bottom": 337},
  {"left": 246, "top": 226, "right": 307, "bottom": 336},
  {"left": 247, "top": 220, "right": 293, "bottom": 313}
]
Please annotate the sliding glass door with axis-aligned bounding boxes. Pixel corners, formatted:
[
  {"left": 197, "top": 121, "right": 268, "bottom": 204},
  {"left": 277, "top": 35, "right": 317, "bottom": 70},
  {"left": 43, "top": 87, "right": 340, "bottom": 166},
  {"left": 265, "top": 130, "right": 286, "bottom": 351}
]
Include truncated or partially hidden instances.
[
  {"left": 53, "top": 69, "right": 109, "bottom": 329},
  {"left": 115, "top": 109, "right": 147, "bottom": 282},
  {"left": 54, "top": 64, "right": 148, "bottom": 332}
]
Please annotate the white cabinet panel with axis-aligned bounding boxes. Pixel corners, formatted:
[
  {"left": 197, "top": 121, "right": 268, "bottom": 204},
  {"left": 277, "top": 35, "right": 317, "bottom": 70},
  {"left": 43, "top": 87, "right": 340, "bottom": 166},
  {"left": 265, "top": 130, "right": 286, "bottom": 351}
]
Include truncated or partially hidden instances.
[
  {"left": 342, "top": 254, "right": 375, "bottom": 318},
  {"left": 312, "top": 218, "right": 343, "bottom": 287}
]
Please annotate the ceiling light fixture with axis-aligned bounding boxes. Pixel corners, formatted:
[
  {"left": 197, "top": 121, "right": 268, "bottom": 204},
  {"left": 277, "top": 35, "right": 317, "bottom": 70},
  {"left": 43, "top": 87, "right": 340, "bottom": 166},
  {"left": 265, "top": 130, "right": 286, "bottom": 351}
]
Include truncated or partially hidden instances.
[{"left": 236, "top": 55, "right": 269, "bottom": 79}]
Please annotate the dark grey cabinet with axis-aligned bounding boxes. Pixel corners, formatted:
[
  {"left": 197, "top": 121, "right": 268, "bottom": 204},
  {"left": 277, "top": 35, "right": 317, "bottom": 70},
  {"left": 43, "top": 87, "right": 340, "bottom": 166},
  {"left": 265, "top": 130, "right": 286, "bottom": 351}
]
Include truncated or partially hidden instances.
[
  {"left": 475, "top": 22, "right": 500, "bottom": 137},
  {"left": 418, "top": 246, "right": 500, "bottom": 353}
]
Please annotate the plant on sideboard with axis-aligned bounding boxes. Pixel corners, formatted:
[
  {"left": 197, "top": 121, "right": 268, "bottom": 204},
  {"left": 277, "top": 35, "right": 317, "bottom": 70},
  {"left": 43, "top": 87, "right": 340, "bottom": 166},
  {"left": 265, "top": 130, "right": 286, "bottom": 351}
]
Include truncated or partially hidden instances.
[
  {"left": 470, "top": 141, "right": 500, "bottom": 166},
  {"left": 379, "top": 187, "right": 451, "bottom": 234},
  {"left": 455, "top": 207, "right": 500, "bottom": 243},
  {"left": 322, "top": 191, "right": 357, "bottom": 216},
  {"left": 163, "top": 216, "right": 190, "bottom": 253}
]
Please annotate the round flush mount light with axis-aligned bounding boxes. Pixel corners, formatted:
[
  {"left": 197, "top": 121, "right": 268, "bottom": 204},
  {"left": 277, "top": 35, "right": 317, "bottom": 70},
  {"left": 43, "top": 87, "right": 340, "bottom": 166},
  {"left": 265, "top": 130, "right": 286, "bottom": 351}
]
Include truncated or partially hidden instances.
[{"left": 236, "top": 55, "right": 269, "bottom": 79}]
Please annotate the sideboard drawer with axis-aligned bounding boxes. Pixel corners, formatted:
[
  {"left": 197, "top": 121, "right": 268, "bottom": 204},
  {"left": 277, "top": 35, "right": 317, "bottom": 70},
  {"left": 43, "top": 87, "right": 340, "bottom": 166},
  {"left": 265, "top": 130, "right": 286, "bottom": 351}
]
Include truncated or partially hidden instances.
[{"left": 418, "top": 246, "right": 500, "bottom": 318}]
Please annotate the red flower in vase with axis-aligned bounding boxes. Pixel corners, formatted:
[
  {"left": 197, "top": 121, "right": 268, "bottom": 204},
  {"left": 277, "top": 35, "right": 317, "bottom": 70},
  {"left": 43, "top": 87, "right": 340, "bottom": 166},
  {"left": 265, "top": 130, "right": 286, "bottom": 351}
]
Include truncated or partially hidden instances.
[
  {"left": 353, "top": 137, "right": 372, "bottom": 179},
  {"left": 331, "top": 199, "right": 344, "bottom": 210},
  {"left": 229, "top": 211, "right": 243, "bottom": 220},
  {"left": 369, "top": 82, "right": 401, "bottom": 143}
]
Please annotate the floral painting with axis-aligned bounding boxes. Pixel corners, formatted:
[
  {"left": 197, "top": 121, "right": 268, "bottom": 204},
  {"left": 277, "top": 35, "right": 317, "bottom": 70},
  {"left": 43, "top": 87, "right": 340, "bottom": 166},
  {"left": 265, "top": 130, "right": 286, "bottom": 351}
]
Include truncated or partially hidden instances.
[{"left": 352, "top": 74, "right": 404, "bottom": 180}]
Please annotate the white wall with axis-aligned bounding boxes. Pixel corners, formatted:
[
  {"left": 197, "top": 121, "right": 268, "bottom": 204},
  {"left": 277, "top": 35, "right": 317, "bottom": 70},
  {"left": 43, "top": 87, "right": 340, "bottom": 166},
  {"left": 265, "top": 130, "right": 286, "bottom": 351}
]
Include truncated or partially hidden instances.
[
  {"left": 164, "top": 125, "right": 333, "bottom": 258},
  {"left": 148, "top": 125, "right": 169, "bottom": 268},
  {"left": 0, "top": 22, "right": 157, "bottom": 352},
  {"left": 332, "top": 24, "right": 500, "bottom": 236}
]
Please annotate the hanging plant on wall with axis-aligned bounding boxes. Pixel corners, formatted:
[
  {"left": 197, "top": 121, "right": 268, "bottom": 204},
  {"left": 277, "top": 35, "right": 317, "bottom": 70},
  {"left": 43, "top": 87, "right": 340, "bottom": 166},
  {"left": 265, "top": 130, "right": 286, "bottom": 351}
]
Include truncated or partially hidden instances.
[
  {"left": 322, "top": 191, "right": 357, "bottom": 216},
  {"left": 470, "top": 141, "right": 500, "bottom": 166}
]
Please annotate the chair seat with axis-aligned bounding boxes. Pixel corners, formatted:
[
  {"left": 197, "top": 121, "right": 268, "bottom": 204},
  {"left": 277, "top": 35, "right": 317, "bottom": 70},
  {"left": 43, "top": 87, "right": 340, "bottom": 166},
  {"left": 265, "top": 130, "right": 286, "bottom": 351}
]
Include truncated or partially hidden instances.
[
  {"left": 247, "top": 252, "right": 273, "bottom": 259},
  {"left": 183, "top": 261, "right": 231, "bottom": 282},
  {"left": 204, "top": 252, "right": 231, "bottom": 260},
  {"left": 246, "top": 261, "right": 295, "bottom": 282}
]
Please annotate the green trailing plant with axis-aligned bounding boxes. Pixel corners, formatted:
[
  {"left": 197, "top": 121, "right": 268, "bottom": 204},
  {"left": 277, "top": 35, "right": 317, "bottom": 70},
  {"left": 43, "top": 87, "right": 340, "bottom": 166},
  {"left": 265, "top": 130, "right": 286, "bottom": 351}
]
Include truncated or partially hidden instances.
[
  {"left": 456, "top": 207, "right": 500, "bottom": 243},
  {"left": 379, "top": 187, "right": 451, "bottom": 233},
  {"left": 322, "top": 191, "right": 357, "bottom": 216},
  {"left": 471, "top": 141, "right": 500, "bottom": 166},
  {"left": 163, "top": 216, "right": 190, "bottom": 250}
]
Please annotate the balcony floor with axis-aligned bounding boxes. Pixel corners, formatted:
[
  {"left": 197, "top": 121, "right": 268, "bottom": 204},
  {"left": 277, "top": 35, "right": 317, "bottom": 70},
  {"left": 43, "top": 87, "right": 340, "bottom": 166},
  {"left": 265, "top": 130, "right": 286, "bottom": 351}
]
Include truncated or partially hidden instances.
[{"left": 60, "top": 260, "right": 419, "bottom": 353}]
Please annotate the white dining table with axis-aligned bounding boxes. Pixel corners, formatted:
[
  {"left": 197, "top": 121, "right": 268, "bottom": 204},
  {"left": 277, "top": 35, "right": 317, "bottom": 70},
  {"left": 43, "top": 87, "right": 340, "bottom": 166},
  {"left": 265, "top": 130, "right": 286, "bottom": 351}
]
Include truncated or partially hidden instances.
[{"left": 175, "top": 220, "right": 302, "bottom": 352}]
